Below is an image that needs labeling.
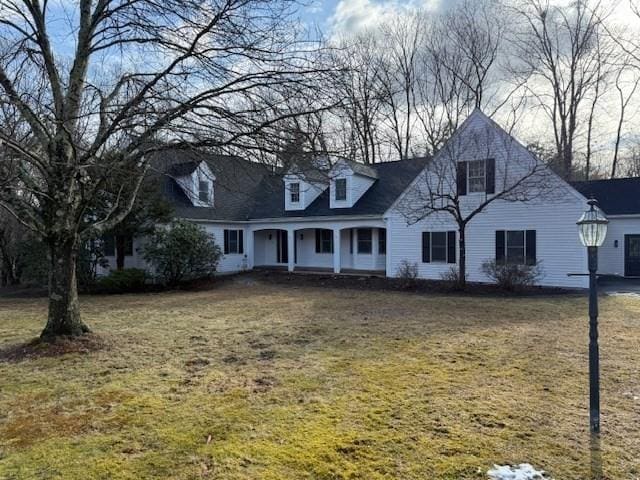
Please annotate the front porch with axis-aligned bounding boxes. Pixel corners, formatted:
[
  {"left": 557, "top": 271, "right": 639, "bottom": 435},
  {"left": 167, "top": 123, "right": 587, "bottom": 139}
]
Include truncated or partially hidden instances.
[{"left": 250, "top": 226, "right": 387, "bottom": 276}]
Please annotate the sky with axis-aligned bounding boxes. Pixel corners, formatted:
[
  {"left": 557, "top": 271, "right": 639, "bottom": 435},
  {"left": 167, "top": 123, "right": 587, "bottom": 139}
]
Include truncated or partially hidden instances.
[
  {"left": 299, "top": 0, "right": 635, "bottom": 36},
  {"left": 298, "top": 0, "right": 466, "bottom": 35}
]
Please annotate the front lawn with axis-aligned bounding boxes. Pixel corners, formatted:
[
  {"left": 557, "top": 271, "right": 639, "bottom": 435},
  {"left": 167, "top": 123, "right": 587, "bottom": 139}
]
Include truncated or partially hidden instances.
[{"left": 0, "top": 278, "right": 638, "bottom": 479}]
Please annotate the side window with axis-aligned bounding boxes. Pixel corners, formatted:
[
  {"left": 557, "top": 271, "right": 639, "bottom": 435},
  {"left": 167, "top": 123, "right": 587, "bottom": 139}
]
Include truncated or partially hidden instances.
[
  {"left": 224, "top": 229, "right": 244, "bottom": 254},
  {"left": 103, "top": 235, "right": 115, "bottom": 256},
  {"left": 335, "top": 178, "right": 347, "bottom": 201},
  {"left": 315, "top": 229, "right": 333, "bottom": 254},
  {"left": 458, "top": 158, "right": 495, "bottom": 195},
  {"left": 496, "top": 230, "right": 536, "bottom": 265},
  {"left": 357, "top": 228, "right": 372, "bottom": 254},
  {"left": 468, "top": 159, "right": 486, "bottom": 193},
  {"left": 198, "top": 180, "right": 210, "bottom": 203},
  {"left": 290, "top": 182, "right": 300, "bottom": 203},
  {"left": 421, "top": 231, "right": 456, "bottom": 263}
]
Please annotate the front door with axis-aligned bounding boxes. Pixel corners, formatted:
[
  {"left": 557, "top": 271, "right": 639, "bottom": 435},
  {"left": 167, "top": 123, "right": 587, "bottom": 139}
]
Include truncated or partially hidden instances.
[
  {"left": 276, "top": 230, "right": 288, "bottom": 264},
  {"left": 625, "top": 235, "right": 640, "bottom": 277}
]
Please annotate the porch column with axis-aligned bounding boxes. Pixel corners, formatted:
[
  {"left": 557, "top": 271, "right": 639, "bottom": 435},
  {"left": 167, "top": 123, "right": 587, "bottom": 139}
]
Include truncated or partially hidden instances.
[
  {"left": 372, "top": 228, "right": 379, "bottom": 269},
  {"left": 333, "top": 229, "right": 341, "bottom": 274},
  {"left": 287, "top": 229, "right": 295, "bottom": 272},
  {"left": 246, "top": 228, "right": 254, "bottom": 270}
]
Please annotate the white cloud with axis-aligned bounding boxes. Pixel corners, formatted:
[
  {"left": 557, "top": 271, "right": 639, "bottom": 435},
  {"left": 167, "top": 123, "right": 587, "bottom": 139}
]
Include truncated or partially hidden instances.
[{"left": 328, "top": 0, "right": 450, "bottom": 35}]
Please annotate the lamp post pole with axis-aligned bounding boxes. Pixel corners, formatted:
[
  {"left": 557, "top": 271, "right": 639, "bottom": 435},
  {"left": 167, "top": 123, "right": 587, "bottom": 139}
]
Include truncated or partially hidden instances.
[
  {"left": 587, "top": 245, "right": 600, "bottom": 434},
  {"left": 578, "top": 198, "right": 607, "bottom": 434}
]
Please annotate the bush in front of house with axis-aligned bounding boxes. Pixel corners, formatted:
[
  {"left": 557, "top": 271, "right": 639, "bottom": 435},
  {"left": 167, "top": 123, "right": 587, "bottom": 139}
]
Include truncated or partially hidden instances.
[
  {"left": 440, "top": 266, "right": 466, "bottom": 290},
  {"left": 396, "top": 260, "right": 419, "bottom": 289},
  {"left": 97, "top": 268, "right": 147, "bottom": 293},
  {"left": 142, "top": 220, "right": 222, "bottom": 286},
  {"left": 481, "top": 259, "right": 543, "bottom": 291}
]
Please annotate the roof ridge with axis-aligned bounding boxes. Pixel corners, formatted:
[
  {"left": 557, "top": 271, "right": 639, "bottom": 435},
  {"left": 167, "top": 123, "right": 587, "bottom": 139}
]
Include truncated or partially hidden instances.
[{"left": 572, "top": 176, "right": 640, "bottom": 183}]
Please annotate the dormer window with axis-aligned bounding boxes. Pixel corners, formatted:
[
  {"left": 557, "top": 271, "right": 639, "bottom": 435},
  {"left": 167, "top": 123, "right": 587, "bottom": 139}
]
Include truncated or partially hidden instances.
[
  {"left": 198, "top": 180, "right": 211, "bottom": 203},
  {"left": 335, "top": 178, "right": 347, "bottom": 201},
  {"left": 290, "top": 182, "right": 300, "bottom": 203}
]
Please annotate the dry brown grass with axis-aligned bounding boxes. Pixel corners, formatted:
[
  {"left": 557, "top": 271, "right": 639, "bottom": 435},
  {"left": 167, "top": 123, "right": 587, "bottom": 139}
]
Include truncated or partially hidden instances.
[{"left": 0, "top": 277, "right": 639, "bottom": 479}]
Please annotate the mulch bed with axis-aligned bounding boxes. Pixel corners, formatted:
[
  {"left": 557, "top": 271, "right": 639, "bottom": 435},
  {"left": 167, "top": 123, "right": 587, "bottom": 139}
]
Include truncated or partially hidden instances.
[
  {"left": 248, "top": 270, "right": 578, "bottom": 297},
  {"left": 0, "top": 333, "right": 109, "bottom": 363}
]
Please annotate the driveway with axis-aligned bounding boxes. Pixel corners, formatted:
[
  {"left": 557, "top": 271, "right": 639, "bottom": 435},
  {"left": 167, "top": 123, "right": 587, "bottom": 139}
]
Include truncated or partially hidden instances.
[{"left": 599, "top": 276, "right": 640, "bottom": 296}]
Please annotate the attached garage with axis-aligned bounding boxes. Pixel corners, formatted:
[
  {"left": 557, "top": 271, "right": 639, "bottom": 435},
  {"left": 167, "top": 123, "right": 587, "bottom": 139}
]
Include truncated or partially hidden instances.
[{"left": 573, "top": 178, "right": 640, "bottom": 278}]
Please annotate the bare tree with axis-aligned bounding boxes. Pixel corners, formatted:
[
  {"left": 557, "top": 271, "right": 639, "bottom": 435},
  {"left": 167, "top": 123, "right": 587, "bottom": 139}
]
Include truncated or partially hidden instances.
[
  {"left": 511, "top": 0, "right": 609, "bottom": 180},
  {"left": 415, "top": 0, "right": 507, "bottom": 156},
  {"left": 329, "top": 33, "right": 387, "bottom": 164},
  {"left": 377, "top": 13, "right": 423, "bottom": 160},
  {"left": 0, "top": 0, "right": 326, "bottom": 338},
  {"left": 611, "top": 60, "right": 640, "bottom": 178},
  {"left": 396, "top": 110, "right": 558, "bottom": 287}
]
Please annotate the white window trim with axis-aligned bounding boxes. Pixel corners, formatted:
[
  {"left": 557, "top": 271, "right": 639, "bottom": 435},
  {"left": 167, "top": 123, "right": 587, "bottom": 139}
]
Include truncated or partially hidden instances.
[
  {"left": 467, "top": 159, "right": 486, "bottom": 194},
  {"left": 290, "top": 182, "right": 300, "bottom": 203},
  {"left": 430, "top": 231, "right": 448, "bottom": 263},
  {"left": 334, "top": 177, "right": 348, "bottom": 202}
]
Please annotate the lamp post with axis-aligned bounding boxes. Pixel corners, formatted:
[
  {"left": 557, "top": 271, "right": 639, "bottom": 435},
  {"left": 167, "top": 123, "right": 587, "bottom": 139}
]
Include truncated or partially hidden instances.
[{"left": 577, "top": 198, "right": 609, "bottom": 434}]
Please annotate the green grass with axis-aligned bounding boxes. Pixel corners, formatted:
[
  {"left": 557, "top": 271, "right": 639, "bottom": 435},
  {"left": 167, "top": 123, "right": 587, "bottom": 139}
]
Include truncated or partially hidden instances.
[{"left": 1, "top": 279, "right": 639, "bottom": 479}]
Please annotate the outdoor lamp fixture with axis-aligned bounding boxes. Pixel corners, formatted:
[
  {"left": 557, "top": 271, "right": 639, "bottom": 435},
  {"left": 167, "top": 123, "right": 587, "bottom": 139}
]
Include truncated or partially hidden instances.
[{"left": 577, "top": 198, "right": 609, "bottom": 434}]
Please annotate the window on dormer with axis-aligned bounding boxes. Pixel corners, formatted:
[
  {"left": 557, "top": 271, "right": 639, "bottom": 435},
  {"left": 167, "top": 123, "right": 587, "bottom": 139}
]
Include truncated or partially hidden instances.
[
  {"left": 198, "top": 180, "right": 210, "bottom": 203},
  {"left": 335, "top": 178, "right": 347, "bottom": 201},
  {"left": 290, "top": 182, "right": 300, "bottom": 203}
]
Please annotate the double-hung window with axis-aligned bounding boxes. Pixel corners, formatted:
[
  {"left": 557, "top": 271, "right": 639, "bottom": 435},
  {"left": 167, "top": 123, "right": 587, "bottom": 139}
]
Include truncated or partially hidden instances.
[
  {"left": 495, "top": 230, "right": 536, "bottom": 265},
  {"left": 357, "top": 228, "right": 372, "bottom": 254},
  {"left": 290, "top": 182, "right": 300, "bottom": 203},
  {"left": 457, "top": 158, "right": 495, "bottom": 195},
  {"left": 468, "top": 159, "right": 486, "bottom": 193},
  {"left": 422, "top": 231, "right": 456, "bottom": 263},
  {"left": 224, "top": 229, "right": 244, "bottom": 254},
  {"left": 315, "top": 229, "right": 333, "bottom": 254},
  {"left": 199, "top": 180, "right": 210, "bottom": 203},
  {"left": 335, "top": 178, "right": 347, "bottom": 201}
]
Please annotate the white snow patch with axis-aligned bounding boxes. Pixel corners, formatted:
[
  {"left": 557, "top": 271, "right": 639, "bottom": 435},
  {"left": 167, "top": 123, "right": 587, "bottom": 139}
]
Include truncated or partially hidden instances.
[{"left": 487, "top": 463, "right": 550, "bottom": 480}]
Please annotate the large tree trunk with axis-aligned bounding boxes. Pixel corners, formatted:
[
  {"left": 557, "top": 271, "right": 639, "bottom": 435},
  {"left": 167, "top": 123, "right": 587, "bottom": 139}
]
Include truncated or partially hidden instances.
[
  {"left": 458, "top": 226, "right": 466, "bottom": 288},
  {"left": 41, "top": 238, "right": 91, "bottom": 339}
]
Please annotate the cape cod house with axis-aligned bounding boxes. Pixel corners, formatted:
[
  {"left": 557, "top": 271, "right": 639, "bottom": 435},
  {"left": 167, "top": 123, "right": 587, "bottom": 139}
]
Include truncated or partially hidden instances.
[{"left": 101, "top": 110, "right": 640, "bottom": 289}]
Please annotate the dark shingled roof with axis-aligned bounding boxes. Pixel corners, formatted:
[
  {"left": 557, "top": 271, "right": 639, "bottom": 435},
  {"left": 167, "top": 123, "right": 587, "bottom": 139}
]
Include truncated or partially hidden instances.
[
  {"left": 152, "top": 150, "right": 428, "bottom": 221},
  {"left": 572, "top": 177, "right": 640, "bottom": 215}
]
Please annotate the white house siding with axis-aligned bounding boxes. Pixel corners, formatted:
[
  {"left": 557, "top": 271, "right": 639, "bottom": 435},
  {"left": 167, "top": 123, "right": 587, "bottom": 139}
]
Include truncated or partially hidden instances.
[
  {"left": 100, "top": 237, "right": 147, "bottom": 273},
  {"left": 350, "top": 174, "right": 376, "bottom": 206},
  {"left": 387, "top": 110, "right": 590, "bottom": 289},
  {"left": 598, "top": 216, "right": 640, "bottom": 276},
  {"left": 200, "top": 223, "right": 249, "bottom": 273},
  {"left": 295, "top": 229, "right": 333, "bottom": 269},
  {"left": 386, "top": 199, "right": 588, "bottom": 288}
]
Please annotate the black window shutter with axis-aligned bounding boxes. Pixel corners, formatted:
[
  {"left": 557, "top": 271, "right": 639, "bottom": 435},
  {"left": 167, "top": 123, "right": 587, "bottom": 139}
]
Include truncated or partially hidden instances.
[
  {"left": 526, "top": 230, "right": 536, "bottom": 265},
  {"left": 457, "top": 161, "right": 467, "bottom": 196},
  {"left": 350, "top": 229, "right": 353, "bottom": 254},
  {"left": 495, "top": 230, "right": 505, "bottom": 264},
  {"left": 315, "top": 229, "right": 321, "bottom": 253},
  {"left": 486, "top": 158, "right": 495, "bottom": 194},
  {"left": 238, "top": 230, "right": 244, "bottom": 254},
  {"left": 223, "top": 229, "right": 229, "bottom": 254},
  {"left": 422, "top": 232, "right": 431, "bottom": 263},
  {"left": 447, "top": 231, "right": 456, "bottom": 264}
]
